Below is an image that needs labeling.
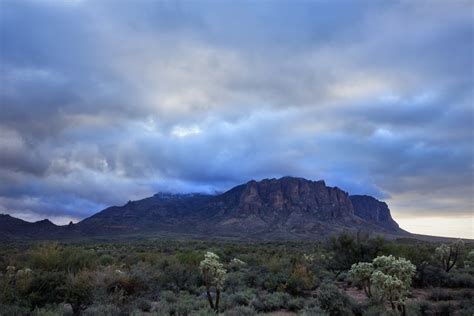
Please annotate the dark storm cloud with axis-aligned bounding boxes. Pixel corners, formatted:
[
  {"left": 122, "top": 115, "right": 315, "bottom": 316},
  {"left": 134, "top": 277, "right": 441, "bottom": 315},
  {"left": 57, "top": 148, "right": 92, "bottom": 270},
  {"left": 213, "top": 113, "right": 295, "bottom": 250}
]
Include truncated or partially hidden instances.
[{"left": 0, "top": 0, "right": 472, "bottom": 236}]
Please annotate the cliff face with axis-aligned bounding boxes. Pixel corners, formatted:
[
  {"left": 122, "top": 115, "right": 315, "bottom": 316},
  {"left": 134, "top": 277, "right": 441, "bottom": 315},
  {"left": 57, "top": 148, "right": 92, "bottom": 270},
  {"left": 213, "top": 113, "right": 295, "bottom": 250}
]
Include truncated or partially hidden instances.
[
  {"left": 237, "top": 177, "right": 354, "bottom": 219},
  {"left": 349, "top": 195, "right": 400, "bottom": 231},
  {"left": 209, "top": 177, "right": 354, "bottom": 229}
]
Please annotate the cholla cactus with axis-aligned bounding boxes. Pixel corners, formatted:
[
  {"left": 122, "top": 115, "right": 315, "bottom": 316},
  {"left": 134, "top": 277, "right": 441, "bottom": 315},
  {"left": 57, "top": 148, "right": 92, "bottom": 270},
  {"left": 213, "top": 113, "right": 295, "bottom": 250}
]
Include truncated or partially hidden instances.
[
  {"left": 349, "top": 262, "right": 373, "bottom": 297},
  {"left": 435, "top": 239, "right": 464, "bottom": 272},
  {"left": 230, "top": 258, "right": 246, "bottom": 268},
  {"left": 372, "top": 255, "right": 416, "bottom": 290},
  {"left": 199, "top": 252, "right": 226, "bottom": 312},
  {"left": 349, "top": 255, "right": 415, "bottom": 312},
  {"left": 371, "top": 255, "right": 415, "bottom": 309},
  {"left": 15, "top": 268, "right": 33, "bottom": 292},
  {"left": 16, "top": 268, "right": 33, "bottom": 278},
  {"left": 6, "top": 266, "right": 16, "bottom": 277},
  {"left": 303, "top": 253, "right": 315, "bottom": 263},
  {"left": 200, "top": 252, "right": 226, "bottom": 289},
  {"left": 371, "top": 271, "right": 405, "bottom": 309}
]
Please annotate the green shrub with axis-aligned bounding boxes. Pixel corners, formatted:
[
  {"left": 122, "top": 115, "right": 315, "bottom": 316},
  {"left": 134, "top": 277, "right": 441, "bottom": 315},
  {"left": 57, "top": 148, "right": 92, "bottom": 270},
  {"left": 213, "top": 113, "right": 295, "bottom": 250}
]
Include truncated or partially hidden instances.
[
  {"left": 175, "top": 298, "right": 194, "bottom": 315},
  {"left": 437, "top": 301, "right": 456, "bottom": 316},
  {"left": 223, "top": 290, "right": 254, "bottom": 309},
  {"left": 288, "top": 297, "right": 306, "bottom": 312},
  {"left": 150, "top": 301, "right": 172, "bottom": 315},
  {"left": 83, "top": 304, "right": 121, "bottom": 316},
  {"left": 262, "top": 272, "right": 288, "bottom": 292},
  {"left": 299, "top": 305, "right": 329, "bottom": 316},
  {"left": 417, "top": 300, "right": 435, "bottom": 315},
  {"left": 224, "top": 305, "right": 257, "bottom": 316},
  {"left": 106, "top": 273, "right": 146, "bottom": 300},
  {"left": 224, "top": 271, "right": 246, "bottom": 293},
  {"left": 161, "top": 290, "right": 177, "bottom": 303},
  {"left": 336, "top": 272, "right": 348, "bottom": 282},
  {"left": 27, "top": 272, "right": 67, "bottom": 308},
  {"left": 136, "top": 298, "right": 152, "bottom": 312},
  {"left": 428, "top": 288, "right": 453, "bottom": 301},
  {"left": 362, "top": 305, "right": 399, "bottom": 316},
  {"left": 445, "top": 272, "right": 474, "bottom": 288},
  {"left": 458, "top": 301, "right": 474, "bottom": 316},
  {"left": 65, "top": 271, "right": 95, "bottom": 314},
  {"left": 327, "top": 232, "right": 383, "bottom": 274},
  {"left": 0, "top": 304, "right": 30, "bottom": 316},
  {"left": 191, "top": 307, "right": 216, "bottom": 316},
  {"left": 160, "top": 258, "right": 197, "bottom": 293},
  {"left": 28, "top": 244, "right": 62, "bottom": 272},
  {"left": 129, "top": 262, "right": 160, "bottom": 293},
  {"left": 251, "top": 292, "right": 290, "bottom": 312},
  {"left": 415, "top": 265, "right": 447, "bottom": 287},
  {"left": 29, "top": 244, "right": 97, "bottom": 273},
  {"left": 287, "top": 263, "right": 315, "bottom": 295},
  {"left": 316, "top": 283, "right": 354, "bottom": 316},
  {"left": 99, "top": 255, "right": 114, "bottom": 266},
  {"left": 249, "top": 296, "right": 264, "bottom": 312},
  {"left": 32, "top": 304, "right": 69, "bottom": 316},
  {"left": 404, "top": 302, "right": 423, "bottom": 316},
  {"left": 457, "top": 288, "right": 474, "bottom": 300}
]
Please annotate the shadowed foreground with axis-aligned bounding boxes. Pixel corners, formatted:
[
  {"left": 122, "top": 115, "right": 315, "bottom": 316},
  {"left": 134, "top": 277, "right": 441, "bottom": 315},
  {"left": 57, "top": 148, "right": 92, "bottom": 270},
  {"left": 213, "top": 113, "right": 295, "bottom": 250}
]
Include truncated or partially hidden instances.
[{"left": 1, "top": 233, "right": 473, "bottom": 315}]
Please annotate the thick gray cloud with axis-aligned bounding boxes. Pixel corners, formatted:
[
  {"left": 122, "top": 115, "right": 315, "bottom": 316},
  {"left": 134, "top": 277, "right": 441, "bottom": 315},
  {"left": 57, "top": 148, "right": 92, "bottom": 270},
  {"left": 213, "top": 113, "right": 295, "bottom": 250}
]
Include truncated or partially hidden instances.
[{"left": 0, "top": 0, "right": 472, "bottom": 237}]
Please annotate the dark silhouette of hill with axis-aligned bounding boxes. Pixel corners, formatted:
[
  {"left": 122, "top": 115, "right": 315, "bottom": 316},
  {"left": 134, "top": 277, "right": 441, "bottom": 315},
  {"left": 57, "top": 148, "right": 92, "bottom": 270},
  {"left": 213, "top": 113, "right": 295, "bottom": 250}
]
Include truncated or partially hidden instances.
[{"left": 0, "top": 177, "right": 409, "bottom": 240}]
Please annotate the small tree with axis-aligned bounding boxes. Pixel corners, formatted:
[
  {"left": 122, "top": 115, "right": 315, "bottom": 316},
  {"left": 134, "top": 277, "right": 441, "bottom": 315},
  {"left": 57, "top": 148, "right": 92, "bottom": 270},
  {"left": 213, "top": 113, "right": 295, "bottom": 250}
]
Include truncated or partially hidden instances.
[
  {"left": 349, "top": 255, "right": 416, "bottom": 313},
  {"left": 199, "top": 252, "right": 226, "bottom": 313},
  {"left": 435, "top": 239, "right": 464, "bottom": 272}
]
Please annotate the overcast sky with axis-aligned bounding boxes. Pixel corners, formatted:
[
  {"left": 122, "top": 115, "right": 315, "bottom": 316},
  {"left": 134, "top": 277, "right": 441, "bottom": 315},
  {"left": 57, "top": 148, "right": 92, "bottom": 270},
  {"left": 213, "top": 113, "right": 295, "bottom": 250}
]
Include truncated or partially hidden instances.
[{"left": 0, "top": 0, "right": 472, "bottom": 238}]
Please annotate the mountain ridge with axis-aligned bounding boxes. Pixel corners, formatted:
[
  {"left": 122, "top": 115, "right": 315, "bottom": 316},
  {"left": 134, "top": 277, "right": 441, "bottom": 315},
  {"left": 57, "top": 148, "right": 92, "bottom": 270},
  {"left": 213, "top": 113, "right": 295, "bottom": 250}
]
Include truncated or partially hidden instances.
[{"left": 0, "top": 176, "right": 408, "bottom": 240}]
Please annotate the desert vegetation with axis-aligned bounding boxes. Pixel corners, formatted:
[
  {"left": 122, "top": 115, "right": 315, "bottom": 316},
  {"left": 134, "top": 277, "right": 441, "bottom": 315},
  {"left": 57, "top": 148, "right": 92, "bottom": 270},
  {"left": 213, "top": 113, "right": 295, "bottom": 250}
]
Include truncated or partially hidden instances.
[{"left": 0, "top": 233, "right": 473, "bottom": 315}]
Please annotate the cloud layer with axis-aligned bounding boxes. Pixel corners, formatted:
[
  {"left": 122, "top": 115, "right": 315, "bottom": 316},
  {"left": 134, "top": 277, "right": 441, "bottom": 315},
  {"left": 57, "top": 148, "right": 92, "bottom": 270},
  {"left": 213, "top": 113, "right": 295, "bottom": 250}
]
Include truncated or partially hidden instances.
[{"left": 0, "top": 0, "right": 472, "bottom": 237}]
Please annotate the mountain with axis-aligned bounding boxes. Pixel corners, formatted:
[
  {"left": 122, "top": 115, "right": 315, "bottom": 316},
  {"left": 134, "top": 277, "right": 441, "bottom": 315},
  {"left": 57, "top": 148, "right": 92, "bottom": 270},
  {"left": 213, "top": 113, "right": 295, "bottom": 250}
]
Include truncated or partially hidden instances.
[
  {"left": 0, "top": 177, "right": 407, "bottom": 240},
  {"left": 0, "top": 214, "right": 70, "bottom": 238}
]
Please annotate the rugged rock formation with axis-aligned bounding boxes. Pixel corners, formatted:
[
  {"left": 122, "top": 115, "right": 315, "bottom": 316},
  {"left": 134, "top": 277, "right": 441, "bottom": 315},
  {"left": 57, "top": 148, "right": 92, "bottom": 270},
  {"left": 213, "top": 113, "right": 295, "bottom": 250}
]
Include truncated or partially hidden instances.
[
  {"left": 0, "top": 177, "right": 407, "bottom": 240},
  {"left": 350, "top": 195, "right": 400, "bottom": 231},
  {"left": 73, "top": 177, "right": 407, "bottom": 238},
  {"left": 221, "top": 177, "right": 354, "bottom": 219},
  {"left": 205, "top": 177, "right": 358, "bottom": 234}
]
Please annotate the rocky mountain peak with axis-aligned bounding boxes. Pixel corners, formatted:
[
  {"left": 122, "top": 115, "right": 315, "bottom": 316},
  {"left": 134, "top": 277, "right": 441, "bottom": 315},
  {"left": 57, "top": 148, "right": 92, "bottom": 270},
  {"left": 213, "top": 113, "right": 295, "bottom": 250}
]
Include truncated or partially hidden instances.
[{"left": 230, "top": 177, "right": 354, "bottom": 220}]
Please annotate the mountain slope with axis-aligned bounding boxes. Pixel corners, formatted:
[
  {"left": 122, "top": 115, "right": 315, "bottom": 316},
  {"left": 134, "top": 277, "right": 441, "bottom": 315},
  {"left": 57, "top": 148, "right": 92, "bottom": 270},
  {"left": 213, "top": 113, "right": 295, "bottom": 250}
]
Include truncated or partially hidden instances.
[{"left": 77, "top": 192, "right": 214, "bottom": 234}]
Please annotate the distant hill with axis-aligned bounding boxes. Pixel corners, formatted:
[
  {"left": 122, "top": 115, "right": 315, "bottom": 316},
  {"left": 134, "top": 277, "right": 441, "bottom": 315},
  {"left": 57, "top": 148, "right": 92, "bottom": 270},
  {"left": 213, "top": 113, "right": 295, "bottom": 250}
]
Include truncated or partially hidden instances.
[
  {"left": 0, "top": 214, "right": 70, "bottom": 239},
  {"left": 0, "top": 177, "right": 409, "bottom": 240}
]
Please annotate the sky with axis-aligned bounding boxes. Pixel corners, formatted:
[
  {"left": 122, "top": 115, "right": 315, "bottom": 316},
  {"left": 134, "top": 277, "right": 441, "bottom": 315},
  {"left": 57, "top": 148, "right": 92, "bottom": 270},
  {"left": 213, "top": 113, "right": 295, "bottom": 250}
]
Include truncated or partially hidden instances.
[{"left": 0, "top": 0, "right": 473, "bottom": 238}]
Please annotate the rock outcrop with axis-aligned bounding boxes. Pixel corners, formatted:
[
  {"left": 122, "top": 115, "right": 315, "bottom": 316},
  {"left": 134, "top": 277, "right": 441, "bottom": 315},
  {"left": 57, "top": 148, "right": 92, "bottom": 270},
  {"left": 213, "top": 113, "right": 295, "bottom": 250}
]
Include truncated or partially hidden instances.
[{"left": 350, "top": 195, "right": 400, "bottom": 231}]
